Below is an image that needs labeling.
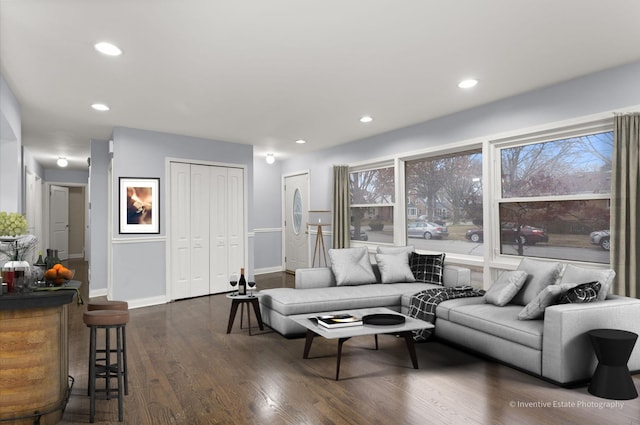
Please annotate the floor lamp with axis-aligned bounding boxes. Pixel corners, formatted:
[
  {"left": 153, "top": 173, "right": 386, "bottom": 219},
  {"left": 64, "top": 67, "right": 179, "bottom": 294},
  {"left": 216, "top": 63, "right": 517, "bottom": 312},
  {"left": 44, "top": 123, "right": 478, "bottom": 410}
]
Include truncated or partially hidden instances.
[{"left": 308, "top": 210, "right": 331, "bottom": 267}]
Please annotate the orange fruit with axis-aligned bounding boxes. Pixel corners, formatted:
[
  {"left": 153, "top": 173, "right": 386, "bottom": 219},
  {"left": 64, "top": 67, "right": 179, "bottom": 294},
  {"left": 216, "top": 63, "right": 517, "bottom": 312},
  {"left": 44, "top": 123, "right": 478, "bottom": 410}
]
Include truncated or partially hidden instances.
[
  {"left": 45, "top": 269, "right": 58, "bottom": 280},
  {"left": 53, "top": 264, "right": 63, "bottom": 270},
  {"left": 60, "top": 269, "right": 73, "bottom": 280},
  {"left": 54, "top": 277, "right": 65, "bottom": 286}
]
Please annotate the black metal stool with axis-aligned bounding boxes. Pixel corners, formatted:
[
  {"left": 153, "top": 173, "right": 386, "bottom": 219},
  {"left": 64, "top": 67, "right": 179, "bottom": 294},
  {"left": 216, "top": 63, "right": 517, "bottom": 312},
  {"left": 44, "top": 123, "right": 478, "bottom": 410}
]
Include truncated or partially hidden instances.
[
  {"left": 87, "top": 300, "right": 129, "bottom": 395},
  {"left": 83, "top": 309, "right": 129, "bottom": 422}
]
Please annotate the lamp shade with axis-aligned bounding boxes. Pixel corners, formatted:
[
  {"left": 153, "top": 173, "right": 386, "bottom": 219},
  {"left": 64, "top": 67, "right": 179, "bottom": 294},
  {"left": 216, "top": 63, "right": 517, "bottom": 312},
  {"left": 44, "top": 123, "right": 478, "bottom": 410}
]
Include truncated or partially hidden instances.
[{"left": 308, "top": 210, "right": 331, "bottom": 226}]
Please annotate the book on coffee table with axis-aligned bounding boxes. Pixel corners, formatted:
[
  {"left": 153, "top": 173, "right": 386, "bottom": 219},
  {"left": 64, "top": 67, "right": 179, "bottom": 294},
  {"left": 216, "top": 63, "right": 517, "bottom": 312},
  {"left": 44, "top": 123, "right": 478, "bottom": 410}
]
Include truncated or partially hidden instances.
[{"left": 316, "top": 314, "right": 363, "bottom": 329}]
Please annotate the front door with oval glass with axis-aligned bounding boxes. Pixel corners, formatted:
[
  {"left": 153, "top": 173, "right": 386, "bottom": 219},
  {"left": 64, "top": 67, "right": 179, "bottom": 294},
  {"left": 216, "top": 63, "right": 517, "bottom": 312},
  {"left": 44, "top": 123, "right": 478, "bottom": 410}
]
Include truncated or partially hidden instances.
[{"left": 284, "top": 173, "right": 309, "bottom": 273}]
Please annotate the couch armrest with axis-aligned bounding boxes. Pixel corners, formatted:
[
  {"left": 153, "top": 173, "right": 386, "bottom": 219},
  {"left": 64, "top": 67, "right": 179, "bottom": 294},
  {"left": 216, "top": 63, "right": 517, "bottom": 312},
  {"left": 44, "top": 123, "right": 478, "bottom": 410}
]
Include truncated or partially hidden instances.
[
  {"left": 542, "top": 296, "right": 640, "bottom": 384},
  {"left": 294, "top": 267, "right": 336, "bottom": 289},
  {"left": 442, "top": 265, "right": 471, "bottom": 288}
]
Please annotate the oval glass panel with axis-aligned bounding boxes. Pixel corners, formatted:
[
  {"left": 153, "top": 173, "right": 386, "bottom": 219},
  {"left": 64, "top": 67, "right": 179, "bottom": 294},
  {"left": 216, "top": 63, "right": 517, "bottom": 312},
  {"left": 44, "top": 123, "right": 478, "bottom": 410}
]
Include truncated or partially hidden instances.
[{"left": 293, "top": 189, "right": 302, "bottom": 235}]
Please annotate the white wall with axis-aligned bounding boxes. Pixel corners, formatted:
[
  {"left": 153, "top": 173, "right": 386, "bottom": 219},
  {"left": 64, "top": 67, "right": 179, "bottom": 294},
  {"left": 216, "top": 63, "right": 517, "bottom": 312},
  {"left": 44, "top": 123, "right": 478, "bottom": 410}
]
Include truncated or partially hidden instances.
[{"left": 0, "top": 74, "right": 22, "bottom": 212}]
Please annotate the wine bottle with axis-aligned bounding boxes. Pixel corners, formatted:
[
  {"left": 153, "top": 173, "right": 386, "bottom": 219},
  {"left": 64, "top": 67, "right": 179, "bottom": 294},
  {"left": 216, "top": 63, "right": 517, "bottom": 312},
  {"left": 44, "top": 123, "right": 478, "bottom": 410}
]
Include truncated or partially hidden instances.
[{"left": 238, "top": 268, "right": 247, "bottom": 295}]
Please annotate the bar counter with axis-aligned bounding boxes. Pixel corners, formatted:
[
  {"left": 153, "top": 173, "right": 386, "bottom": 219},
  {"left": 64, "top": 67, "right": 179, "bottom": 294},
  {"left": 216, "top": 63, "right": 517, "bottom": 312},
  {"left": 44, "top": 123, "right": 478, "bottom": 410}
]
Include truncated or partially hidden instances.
[{"left": 0, "top": 281, "right": 80, "bottom": 424}]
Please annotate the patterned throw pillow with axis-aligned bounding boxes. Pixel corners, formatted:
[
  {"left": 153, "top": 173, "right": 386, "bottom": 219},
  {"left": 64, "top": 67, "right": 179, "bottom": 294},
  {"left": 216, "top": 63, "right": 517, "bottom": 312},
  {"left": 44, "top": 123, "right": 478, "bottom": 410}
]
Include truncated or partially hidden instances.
[
  {"left": 409, "top": 252, "right": 445, "bottom": 285},
  {"left": 558, "top": 281, "right": 601, "bottom": 304}
]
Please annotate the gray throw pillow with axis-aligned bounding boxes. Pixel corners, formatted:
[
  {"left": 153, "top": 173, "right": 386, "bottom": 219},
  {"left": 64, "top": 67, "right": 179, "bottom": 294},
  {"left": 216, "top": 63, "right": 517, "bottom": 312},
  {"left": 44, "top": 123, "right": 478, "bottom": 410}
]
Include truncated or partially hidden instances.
[
  {"left": 375, "top": 253, "right": 416, "bottom": 284},
  {"left": 517, "top": 283, "right": 579, "bottom": 320},
  {"left": 329, "top": 247, "right": 376, "bottom": 286},
  {"left": 511, "top": 258, "right": 562, "bottom": 306},
  {"left": 484, "top": 270, "right": 528, "bottom": 306},
  {"left": 560, "top": 264, "right": 615, "bottom": 301}
]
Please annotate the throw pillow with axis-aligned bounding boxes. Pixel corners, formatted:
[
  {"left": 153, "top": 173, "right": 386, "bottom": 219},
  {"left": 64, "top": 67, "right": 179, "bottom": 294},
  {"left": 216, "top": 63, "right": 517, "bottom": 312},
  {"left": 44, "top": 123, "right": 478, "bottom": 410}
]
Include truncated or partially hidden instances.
[
  {"left": 560, "top": 264, "right": 615, "bottom": 301},
  {"left": 484, "top": 270, "right": 528, "bottom": 307},
  {"left": 376, "top": 245, "right": 414, "bottom": 256},
  {"left": 375, "top": 253, "right": 416, "bottom": 284},
  {"left": 409, "top": 252, "right": 445, "bottom": 285},
  {"left": 517, "top": 283, "right": 579, "bottom": 320},
  {"left": 558, "top": 281, "right": 601, "bottom": 304},
  {"left": 511, "top": 258, "right": 562, "bottom": 306},
  {"left": 328, "top": 247, "right": 376, "bottom": 286}
]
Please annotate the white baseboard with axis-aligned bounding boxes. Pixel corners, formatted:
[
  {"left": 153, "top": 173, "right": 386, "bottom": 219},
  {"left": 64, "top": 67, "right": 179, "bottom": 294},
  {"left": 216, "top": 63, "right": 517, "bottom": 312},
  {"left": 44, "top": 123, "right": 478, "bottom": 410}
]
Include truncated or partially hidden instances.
[
  {"left": 89, "top": 288, "right": 108, "bottom": 298},
  {"left": 127, "top": 295, "right": 168, "bottom": 310},
  {"left": 254, "top": 265, "right": 284, "bottom": 275}
]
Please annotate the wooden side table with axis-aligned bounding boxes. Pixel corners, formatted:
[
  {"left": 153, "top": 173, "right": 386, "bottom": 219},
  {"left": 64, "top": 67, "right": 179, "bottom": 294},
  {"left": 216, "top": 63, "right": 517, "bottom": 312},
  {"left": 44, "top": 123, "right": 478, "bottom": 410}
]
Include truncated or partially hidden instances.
[
  {"left": 226, "top": 293, "right": 264, "bottom": 335},
  {"left": 588, "top": 328, "right": 638, "bottom": 400}
]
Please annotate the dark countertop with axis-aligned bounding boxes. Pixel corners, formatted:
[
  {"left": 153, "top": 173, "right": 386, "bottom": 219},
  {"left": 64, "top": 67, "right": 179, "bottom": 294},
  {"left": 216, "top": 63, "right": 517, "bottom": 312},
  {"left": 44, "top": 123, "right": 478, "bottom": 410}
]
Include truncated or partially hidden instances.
[{"left": 0, "top": 280, "right": 81, "bottom": 310}]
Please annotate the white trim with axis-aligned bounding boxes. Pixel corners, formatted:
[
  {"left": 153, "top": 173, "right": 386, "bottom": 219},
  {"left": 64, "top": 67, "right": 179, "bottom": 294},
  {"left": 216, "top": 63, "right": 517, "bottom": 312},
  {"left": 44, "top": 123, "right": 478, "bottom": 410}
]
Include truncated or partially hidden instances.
[
  {"left": 89, "top": 287, "right": 108, "bottom": 298},
  {"left": 253, "top": 227, "right": 282, "bottom": 233},
  {"left": 112, "top": 236, "right": 166, "bottom": 244},
  {"left": 254, "top": 265, "right": 284, "bottom": 275},
  {"left": 127, "top": 295, "right": 168, "bottom": 310}
]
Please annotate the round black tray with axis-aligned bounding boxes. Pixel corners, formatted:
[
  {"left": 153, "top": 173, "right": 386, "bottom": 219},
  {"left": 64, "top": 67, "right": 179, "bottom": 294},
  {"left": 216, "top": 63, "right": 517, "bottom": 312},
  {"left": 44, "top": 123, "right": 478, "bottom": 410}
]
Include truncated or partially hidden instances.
[{"left": 362, "top": 313, "right": 406, "bottom": 326}]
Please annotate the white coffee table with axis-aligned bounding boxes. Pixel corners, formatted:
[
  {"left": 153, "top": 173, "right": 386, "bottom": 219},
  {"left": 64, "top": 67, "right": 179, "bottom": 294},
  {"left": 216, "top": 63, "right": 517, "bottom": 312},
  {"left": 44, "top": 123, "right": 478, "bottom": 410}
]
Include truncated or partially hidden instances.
[{"left": 290, "top": 307, "right": 434, "bottom": 380}]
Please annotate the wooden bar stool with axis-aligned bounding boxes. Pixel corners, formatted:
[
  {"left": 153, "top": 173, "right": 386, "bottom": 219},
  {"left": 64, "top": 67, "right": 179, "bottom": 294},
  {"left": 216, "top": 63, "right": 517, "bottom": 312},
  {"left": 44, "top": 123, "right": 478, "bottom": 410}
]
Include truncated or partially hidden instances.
[
  {"left": 83, "top": 310, "right": 129, "bottom": 423},
  {"left": 87, "top": 300, "right": 129, "bottom": 395}
]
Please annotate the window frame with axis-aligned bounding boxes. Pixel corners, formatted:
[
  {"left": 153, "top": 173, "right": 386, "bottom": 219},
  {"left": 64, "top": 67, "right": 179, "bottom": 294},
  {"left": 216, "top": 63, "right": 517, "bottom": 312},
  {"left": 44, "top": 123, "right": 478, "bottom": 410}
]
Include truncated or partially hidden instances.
[{"left": 487, "top": 119, "right": 613, "bottom": 268}]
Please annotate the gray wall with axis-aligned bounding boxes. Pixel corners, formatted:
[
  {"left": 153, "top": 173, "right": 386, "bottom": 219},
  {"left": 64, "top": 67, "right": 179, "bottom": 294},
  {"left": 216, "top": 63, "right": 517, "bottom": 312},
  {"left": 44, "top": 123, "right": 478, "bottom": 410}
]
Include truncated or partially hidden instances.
[
  {"left": 253, "top": 156, "right": 283, "bottom": 273},
  {"left": 44, "top": 168, "right": 89, "bottom": 184},
  {"left": 104, "top": 127, "right": 254, "bottom": 304},
  {"left": 89, "top": 139, "right": 110, "bottom": 295},
  {"left": 280, "top": 60, "right": 640, "bottom": 245},
  {"left": 0, "top": 74, "right": 22, "bottom": 212}
]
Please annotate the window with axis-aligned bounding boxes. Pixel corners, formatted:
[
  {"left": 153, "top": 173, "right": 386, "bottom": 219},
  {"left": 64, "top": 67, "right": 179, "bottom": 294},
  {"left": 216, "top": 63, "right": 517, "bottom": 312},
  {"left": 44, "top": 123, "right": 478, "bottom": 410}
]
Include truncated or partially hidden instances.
[
  {"left": 497, "top": 131, "right": 612, "bottom": 263},
  {"left": 350, "top": 166, "right": 394, "bottom": 243},
  {"left": 405, "top": 149, "right": 483, "bottom": 255}
]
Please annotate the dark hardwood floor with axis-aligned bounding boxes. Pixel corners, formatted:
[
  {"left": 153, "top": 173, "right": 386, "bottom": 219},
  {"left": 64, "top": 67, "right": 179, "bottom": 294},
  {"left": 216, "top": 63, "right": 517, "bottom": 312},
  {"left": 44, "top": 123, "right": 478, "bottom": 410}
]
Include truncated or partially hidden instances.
[{"left": 60, "top": 260, "right": 640, "bottom": 425}]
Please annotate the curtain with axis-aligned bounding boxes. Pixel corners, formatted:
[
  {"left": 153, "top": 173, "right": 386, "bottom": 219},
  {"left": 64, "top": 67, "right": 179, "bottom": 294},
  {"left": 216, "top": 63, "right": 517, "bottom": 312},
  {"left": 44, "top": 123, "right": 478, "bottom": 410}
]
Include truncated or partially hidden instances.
[
  {"left": 611, "top": 113, "right": 640, "bottom": 298},
  {"left": 332, "top": 165, "right": 350, "bottom": 249}
]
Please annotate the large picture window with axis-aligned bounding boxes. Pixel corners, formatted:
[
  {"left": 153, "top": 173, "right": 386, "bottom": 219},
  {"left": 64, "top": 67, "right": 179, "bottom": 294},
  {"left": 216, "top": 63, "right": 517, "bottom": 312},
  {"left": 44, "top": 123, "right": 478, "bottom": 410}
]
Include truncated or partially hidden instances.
[
  {"left": 497, "top": 131, "right": 613, "bottom": 263},
  {"left": 405, "top": 149, "right": 483, "bottom": 255},
  {"left": 350, "top": 166, "right": 394, "bottom": 243}
]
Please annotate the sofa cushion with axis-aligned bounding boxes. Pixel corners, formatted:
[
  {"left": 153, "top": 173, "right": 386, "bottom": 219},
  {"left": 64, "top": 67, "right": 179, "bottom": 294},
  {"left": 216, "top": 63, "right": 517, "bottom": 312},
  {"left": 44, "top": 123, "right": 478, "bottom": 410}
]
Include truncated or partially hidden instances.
[
  {"left": 511, "top": 258, "right": 562, "bottom": 306},
  {"left": 484, "top": 270, "right": 528, "bottom": 306},
  {"left": 375, "top": 253, "right": 416, "bottom": 284},
  {"left": 328, "top": 247, "right": 376, "bottom": 286},
  {"left": 558, "top": 281, "right": 601, "bottom": 304},
  {"left": 260, "top": 283, "right": 432, "bottom": 316},
  {"left": 560, "top": 264, "right": 615, "bottom": 301},
  {"left": 409, "top": 252, "right": 445, "bottom": 285},
  {"left": 517, "top": 283, "right": 579, "bottom": 320},
  {"left": 447, "top": 303, "right": 544, "bottom": 350},
  {"left": 434, "top": 296, "right": 486, "bottom": 321}
]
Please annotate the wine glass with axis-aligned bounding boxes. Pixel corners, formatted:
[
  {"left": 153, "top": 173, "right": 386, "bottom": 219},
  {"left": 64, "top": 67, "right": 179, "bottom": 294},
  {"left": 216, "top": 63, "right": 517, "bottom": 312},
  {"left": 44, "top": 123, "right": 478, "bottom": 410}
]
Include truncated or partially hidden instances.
[
  {"left": 229, "top": 273, "right": 238, "bottom": 295},
  {"left": 248, "top": 280, "right": 256, "bottom": 297}
]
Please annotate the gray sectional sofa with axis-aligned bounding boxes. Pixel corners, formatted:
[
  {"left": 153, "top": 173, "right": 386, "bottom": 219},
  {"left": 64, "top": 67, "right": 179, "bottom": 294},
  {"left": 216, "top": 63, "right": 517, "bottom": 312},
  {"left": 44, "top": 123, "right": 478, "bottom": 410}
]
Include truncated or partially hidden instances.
[{"left": 259, "top": 249, "right": 640, "bottom": 386}]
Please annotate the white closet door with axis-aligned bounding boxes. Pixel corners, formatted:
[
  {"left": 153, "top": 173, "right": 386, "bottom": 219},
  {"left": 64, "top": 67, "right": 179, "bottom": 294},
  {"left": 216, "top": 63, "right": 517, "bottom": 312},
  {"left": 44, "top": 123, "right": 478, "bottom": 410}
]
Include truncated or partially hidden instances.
[
  {"left": 227, "top": 167, "right": 244, "bottom": 280},
  {"left": 209, "top": 167, "right": 229, "bottom": 293},
  {"left": 190, "top": 164, "right": 211, "bottom": 297},
  {"left": 170, "top": 162, "right": 191, "bottom": 300}
]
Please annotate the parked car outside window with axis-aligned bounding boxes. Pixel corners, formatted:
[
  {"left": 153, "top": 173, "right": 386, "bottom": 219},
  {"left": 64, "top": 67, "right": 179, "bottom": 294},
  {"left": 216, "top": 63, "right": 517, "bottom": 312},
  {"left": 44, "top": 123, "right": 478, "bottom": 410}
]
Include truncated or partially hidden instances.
[
  {"left": 407, "top": 221, "right": 448, "bottom": 240},
  {"left": 465, "top": 224, "right": 549, "bottom": 245},
  {"left": 590, "top": 230, "right": 610, "bottom": 251}
]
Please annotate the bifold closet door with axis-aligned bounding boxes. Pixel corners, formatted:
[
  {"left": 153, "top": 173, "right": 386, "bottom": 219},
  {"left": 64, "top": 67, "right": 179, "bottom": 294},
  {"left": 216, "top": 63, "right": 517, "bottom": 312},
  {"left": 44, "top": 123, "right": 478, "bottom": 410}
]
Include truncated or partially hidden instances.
[
  {"left": 189, "top": 164, "right": 211, "bottom": 297},
  {"left": 170, "top": 162, "right": 191, "bottom": 300}
]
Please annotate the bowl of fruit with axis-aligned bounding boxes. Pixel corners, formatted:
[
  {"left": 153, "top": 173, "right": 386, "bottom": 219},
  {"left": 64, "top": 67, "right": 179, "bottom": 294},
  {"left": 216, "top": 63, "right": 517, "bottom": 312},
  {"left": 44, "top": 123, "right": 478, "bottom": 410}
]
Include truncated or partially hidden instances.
[{"left": 44, "top": 264, "right": 74, "bottom": 286}]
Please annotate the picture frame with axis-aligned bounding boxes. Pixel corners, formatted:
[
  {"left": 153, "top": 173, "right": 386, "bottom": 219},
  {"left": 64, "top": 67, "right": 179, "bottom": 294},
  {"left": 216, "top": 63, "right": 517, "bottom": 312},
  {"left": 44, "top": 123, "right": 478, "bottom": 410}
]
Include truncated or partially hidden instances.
[{"left": 119, "top": 177, "right": 160, "bottom": 234}]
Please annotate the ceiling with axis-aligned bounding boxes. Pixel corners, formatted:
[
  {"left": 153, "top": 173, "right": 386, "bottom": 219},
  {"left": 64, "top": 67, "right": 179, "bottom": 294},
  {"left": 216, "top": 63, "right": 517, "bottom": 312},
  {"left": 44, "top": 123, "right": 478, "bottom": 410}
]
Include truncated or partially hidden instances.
[{"left": 2, "top": 1, "right": 640, "bottom": 171}]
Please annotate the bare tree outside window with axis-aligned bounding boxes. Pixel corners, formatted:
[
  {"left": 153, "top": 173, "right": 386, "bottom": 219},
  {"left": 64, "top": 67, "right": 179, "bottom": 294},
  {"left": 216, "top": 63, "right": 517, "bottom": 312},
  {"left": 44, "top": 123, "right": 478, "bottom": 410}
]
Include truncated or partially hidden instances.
[{"left": 350, "top": 167, "right": 394, "bottom": 243}]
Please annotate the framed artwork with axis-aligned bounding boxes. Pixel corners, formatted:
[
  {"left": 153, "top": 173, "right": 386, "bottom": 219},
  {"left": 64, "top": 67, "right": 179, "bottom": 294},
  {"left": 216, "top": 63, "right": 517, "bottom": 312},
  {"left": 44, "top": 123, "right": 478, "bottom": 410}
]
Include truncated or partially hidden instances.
[{"left": 119, "top": 177, "right": 160, "bottom": 234}]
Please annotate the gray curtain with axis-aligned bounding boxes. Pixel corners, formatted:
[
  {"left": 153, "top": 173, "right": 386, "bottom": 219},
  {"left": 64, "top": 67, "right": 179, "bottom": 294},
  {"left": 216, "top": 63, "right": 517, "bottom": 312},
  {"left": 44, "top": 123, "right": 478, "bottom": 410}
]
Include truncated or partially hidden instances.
[
  {"left": 611, "top": 113, "right": 640, "bottom": 298},
  {"left": 332, "top": 165, "right": 350, "bottom": 249}
]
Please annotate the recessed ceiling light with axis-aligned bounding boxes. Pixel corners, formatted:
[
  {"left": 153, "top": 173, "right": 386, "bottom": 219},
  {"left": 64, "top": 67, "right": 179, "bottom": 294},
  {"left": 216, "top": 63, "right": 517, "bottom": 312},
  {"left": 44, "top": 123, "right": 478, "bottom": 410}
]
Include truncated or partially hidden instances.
[
  {"left": 94, "top": 42, "right": 122, "bottom": 56},
  {"left": 295, "top": 139, "right": 307, "bottom": 144},
  {"left": 360, "top": 116, "right": 373, "bottom": 123},
  {"left": 57, "top": 157, "right": 69, "bottom": 167},
  {"left": 458, "top": 79, "right": 478, "bottom": 89},
  {"left": 91, "top": 103, "right": 110, "bottom": 111}
]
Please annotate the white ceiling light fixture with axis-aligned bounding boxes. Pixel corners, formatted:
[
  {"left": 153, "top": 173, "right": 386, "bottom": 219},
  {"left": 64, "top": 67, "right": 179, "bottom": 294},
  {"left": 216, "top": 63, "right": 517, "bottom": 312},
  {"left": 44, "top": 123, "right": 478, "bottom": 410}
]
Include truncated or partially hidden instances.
[
  {"left": 91, "top": 103, "right": 110, "bottom": 111},
  {"left": 94, "top": 41, "right": 123, "bottom": 56},
  {"left": 458, "top": 79, "right": 479, "bottom": 89},
  {"left": 265, "top": 153, "right": 275, "bottom": 164},
  {"left": 57, "top": 157, "right": 69, "bottom": 167},
  {"left": 295, "top": 139, "right": 307, "bottom": 144},
  {"left": 359, "top": 115, "right": 373, "bottom": 123}
]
